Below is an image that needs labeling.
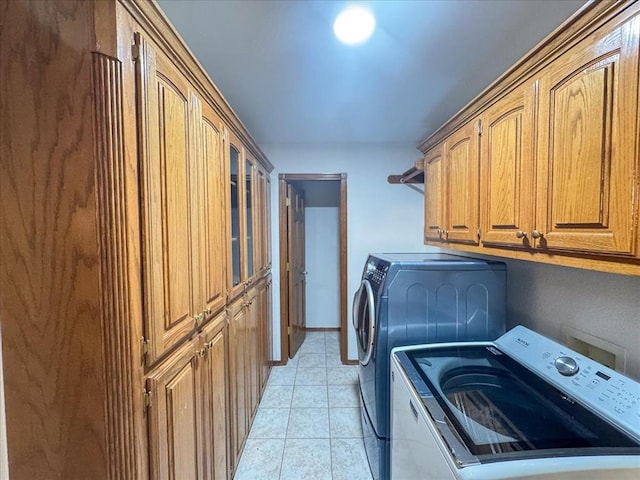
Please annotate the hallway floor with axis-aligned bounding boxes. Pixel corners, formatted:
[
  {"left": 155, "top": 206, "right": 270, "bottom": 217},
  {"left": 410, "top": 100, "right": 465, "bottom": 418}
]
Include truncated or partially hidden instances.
[{"left": 233, "top": 331, "right": 373, "bottom": 480}]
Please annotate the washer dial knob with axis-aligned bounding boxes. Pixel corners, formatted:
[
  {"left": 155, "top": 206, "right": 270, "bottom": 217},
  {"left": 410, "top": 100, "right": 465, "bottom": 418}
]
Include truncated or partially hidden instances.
[{"left": 555, "top": 356, "right": 579, "bottom": 376}]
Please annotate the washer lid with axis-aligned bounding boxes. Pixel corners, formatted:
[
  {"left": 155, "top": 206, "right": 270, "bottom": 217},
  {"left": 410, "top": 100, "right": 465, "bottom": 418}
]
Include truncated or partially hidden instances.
[{"left": 401, "top": 345, "right": 640, "bottom": 462}]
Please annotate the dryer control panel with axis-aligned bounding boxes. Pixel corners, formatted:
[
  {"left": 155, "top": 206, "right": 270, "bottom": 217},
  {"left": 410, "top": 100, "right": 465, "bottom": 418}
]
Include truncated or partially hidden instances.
[
  {"left": 497, "top": 325, "right": 640, "bottom": 441},
  {"left": 363, "top": 257, "right": 390, "bottom": 290}
]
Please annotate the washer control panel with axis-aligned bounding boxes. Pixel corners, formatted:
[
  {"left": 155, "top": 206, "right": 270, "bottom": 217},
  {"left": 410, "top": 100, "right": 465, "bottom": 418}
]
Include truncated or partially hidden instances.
[
  {"left": 497, "top": 325, "right": 640, "bottom": 440},
  {"left": 555, "top": 356, "right": 580, "bottom": 376}
]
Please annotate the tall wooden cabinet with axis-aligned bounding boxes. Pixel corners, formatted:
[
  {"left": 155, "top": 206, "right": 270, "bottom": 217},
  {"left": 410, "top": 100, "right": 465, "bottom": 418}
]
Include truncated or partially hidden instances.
[
  {"left": 421, "top": 1, "right": 640, "bottom": 275},
  {"left": 0, "top": 1, "right": 273, "bottom": 479}
]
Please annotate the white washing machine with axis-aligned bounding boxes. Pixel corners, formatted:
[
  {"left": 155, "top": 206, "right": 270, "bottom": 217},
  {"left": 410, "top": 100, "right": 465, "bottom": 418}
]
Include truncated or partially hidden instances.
[{"left": 390, "top": 326, "right": 640, "bottom": 479}]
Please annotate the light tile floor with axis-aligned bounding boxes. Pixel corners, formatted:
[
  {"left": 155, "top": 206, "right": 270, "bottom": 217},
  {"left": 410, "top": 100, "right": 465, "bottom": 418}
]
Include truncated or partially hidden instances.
[{"left": 234, "top": 331, "right": 373, "bottom": 480}]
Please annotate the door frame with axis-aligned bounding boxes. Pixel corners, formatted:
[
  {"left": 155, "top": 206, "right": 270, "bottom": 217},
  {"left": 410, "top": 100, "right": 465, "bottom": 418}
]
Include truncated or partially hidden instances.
[{"left": 278, "top": 173, "right": 348, "bottom": 364}]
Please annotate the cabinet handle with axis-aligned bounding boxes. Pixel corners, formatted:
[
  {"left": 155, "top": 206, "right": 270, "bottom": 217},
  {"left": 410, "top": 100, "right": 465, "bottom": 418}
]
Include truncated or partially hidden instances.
[
  {"left": 515, "top": 230, "right": 527, "bottom": 239},
  {"left": 205, "top": 340, "right": 214, "bottom": 350},
  {"left": 531, "top": 230, "right": 544, "bottom": 239},
  {"left": 197, "top": 347, "right": 206, "bottom": 357},
  {"left": 193, "top": 312, "right": 205, "bottom": 326}
]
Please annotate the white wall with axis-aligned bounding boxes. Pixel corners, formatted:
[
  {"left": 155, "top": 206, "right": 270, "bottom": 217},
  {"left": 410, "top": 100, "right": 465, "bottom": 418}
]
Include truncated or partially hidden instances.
[
  {"left": 305, "top": 206, "right": 340, "bottom": 328},
  {"left": 264, "top": 144, "right": 430, "bottom": 361},
  {"left": 500, "top": 257, "right": 640, "bottom": 380}
]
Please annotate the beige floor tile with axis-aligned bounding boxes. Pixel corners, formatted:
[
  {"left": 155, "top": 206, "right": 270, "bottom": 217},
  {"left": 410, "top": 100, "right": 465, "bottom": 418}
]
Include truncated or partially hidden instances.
[
  {"left": 248, "top": 408, "right": 290, "bottom": 439},
  {"left": 287, "top": 408, "right": 330, "bottom": 438},
  {"left": 259, "top": 385, "right": 294, "bottom": 408},
  {"left": 295, "top": 367, "right": 327, "bottom": 385},
  {"left": 329, "top": 407, "right": 363, "bottom": 438},
  {"left": 279, "top": 438, "right": 332, "bottom": 480},
  {"left": 291, "top": 385, "right": 328, "bottom": 408},
  {"left": 327, "top": 366, "right": 358, "bottom": 385},
  {"left": 233, "top": 438, "right": 285, "bottom": 480},
  {"left": 328, "top": 384, "right": 360, "bottom": 408},
  {"left": 331, "top": 438, "right": 373, "bottom": 480}
]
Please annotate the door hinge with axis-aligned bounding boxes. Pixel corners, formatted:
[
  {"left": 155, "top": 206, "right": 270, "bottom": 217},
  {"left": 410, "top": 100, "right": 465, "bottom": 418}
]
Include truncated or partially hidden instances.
[
  {"left": 286, "top": 262, "right": 290, "bottom": 271},
  {"left": 143, "top": 388, "right": 152, "bottom": 409},
  {"left": 286, "top": 197, "right": 290, "bottom": 207},
  {"left": 141, "top": 336, "right": 149, "bottom": 356},
  {"left": 477, "top": 227, "right": 481, "bottom": 238},
  {"left": 132, "top": 43, "right": 141, "bottom": 62},
  {"left": 287, "top": 326, "right": 292, "bottom": 335},
  {"left": 476, "top": 120, "right": 483, "bottom": 137}
]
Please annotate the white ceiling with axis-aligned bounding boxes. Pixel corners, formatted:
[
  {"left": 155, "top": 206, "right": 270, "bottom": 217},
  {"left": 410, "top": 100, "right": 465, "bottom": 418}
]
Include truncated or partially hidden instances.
[{"left": 158, "top": 0, "right": 587, "bottom": 146}]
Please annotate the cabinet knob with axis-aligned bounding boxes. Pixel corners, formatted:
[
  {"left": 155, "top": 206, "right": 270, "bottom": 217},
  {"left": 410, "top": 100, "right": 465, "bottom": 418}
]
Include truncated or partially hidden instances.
[
  {"left": 515, "top": 230, "right": 527, "bottom": 239},
  {"left": 197, "top": 347, "right": 206, "bottom": 357},
  {"left": 531, "top": 230, "right": 544, "bottom": 239}
]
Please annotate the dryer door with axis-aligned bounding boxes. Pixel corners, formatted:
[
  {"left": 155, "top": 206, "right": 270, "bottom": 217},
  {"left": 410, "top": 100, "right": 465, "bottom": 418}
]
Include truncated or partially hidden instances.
[{"left": 353, "top": 279, "right": 376, "bottom": 366}]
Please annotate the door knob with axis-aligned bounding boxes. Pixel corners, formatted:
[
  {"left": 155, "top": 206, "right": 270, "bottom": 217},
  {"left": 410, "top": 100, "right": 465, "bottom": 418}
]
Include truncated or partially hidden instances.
[
  {"left": 515, "top": 230, "right": 527, "bottom": 239},
  {"left": 531, "top": 230, "right": 544, "bottom": 239}
]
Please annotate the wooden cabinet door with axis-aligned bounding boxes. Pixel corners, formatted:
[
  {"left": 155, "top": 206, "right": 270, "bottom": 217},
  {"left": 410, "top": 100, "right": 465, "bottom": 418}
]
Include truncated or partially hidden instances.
[
  {"left": 256, "top": 168, "right": 267, "bottom": 273},
  {"left": 244, "top": 155, "right": 257, "bottom": 281},
  {"left": 265, "top": 176, "right": 272, "bottom": 268},
  {"left": 256, "top": 277, "right": 273, "bottom": 392},
  {"left": 228, "top": 135, "right": 245, "bottom": 299},
  {"left": 146, "top": 340, "right": 201, "bottom": 480},
  {"left": 198, "top": 99, "right": 228, "bottom": 316},
  {"left": 481, "top": 83, "right": 536, "bottom": 247},
  {"left": 536, "top": 16, "right": 639, "bottom": 255},
  {"left": 262, "top": 276, "right": 273, "bottom": 390},
  {"left": 445, "top": 119, "right": 481, "bottom": 244},
  {"left": 135, "top": 33, "right": 198, "bottom": 363},
  {"left": 424, "top": 144, "right": 446, "bottom": 242},
  {"left": 200, "top": 314, "right": 229, "bottom": 480},
  {"left": 228, "top": 297, "right": 247, "bottom": 467},
  {"left": 245, "top": 287, "right": 259, "bottom": 421}
]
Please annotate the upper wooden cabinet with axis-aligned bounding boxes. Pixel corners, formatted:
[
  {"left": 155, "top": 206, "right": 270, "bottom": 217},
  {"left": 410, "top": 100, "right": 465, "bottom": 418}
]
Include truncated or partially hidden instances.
[
  {"left": 535, "top": 16, "right": 639, "bottom": 256},
  {"left": 197, "top": 100, "right": 228, "bottom": 318},
  {"left": 424, "top": 143, "right": 446, "bottom": 242},
  {"left": 445, "top": 119, "right": 482, "bottom": 245},
  {"left": 480, "top": 82, "right": 536, "bottom": 247},
  {"left": 421, "top": 2, "right": 640, "bottom": 275},
  {"left": 136, "top": 33, "right": 234, "bottom": 364},
  {"left": 244, "top": 155, "right": 257, "bottom": 280},
  {"left": 136, "top": 33, "right": 200, "bottom": 364},
  {"left": 423, "top": 118, "right": 481, "bottom": 245},
  {"left": 227, "top": 137, "right": 266, "bottom": 300}
]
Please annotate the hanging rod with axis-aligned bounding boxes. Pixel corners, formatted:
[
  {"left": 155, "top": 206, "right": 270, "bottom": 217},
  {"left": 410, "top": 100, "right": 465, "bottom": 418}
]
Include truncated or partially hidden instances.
[{"left": 387, "top": 158, "right": 424, "bottom": 193}]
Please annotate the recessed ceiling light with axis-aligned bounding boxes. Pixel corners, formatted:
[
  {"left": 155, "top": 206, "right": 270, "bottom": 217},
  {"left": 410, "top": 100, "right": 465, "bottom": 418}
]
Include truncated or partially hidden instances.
[{"left": 333, "top": 6, "right": 375, "bottom": 45}]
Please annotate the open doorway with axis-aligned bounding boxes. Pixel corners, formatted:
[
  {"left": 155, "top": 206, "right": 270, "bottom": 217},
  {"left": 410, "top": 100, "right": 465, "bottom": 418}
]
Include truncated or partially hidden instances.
[{"left": 278, "top": 173, "right": 348, "bottom": 364}]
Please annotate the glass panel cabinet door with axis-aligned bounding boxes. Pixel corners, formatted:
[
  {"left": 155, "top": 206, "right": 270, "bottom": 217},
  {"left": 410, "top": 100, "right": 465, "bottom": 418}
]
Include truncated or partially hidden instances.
[
  {"left": 230, "top": 145, "right": 241, "bottom": 287},
  {"left": 245, "top": 158, "right": 254, "bottom": 278}
]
